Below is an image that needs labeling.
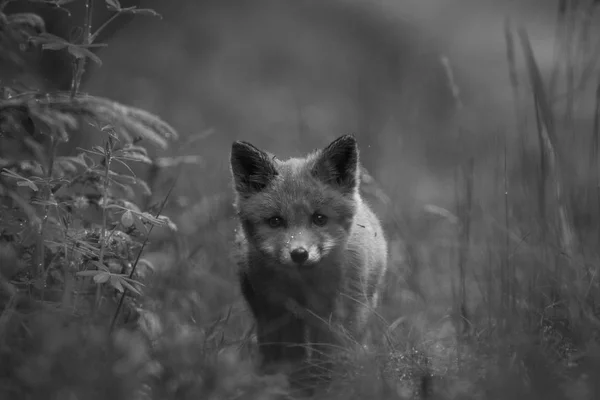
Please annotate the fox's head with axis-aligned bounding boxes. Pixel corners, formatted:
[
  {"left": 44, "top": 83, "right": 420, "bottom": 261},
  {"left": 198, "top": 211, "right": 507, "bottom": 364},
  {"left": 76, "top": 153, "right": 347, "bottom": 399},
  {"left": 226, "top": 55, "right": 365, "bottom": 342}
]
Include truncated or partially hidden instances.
[{"left": 230, "top": 135, "right": 360, "bottom": 268}]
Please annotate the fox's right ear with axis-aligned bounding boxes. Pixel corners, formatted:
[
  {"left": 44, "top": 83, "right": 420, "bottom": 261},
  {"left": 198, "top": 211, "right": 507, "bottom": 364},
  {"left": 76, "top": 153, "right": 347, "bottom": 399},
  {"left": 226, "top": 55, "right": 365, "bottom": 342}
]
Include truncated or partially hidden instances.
[
  {"left": 312, "top": 134, "right": 359, "bottom": 194},
  {"left": 230, "top": 141, "right": 278, "bottom": 196}
]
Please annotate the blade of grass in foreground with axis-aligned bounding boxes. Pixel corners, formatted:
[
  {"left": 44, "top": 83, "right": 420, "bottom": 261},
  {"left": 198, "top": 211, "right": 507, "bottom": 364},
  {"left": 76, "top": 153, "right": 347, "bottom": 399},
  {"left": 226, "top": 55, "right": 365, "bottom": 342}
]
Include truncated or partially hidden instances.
[{"left": 517, "top": 26, "right": 576, "bottom": 260}]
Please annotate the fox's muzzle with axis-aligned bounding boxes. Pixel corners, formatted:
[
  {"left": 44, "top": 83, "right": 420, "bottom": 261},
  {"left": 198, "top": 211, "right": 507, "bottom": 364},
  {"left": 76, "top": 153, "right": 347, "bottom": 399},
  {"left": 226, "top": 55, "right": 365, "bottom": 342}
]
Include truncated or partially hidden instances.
[
  {"left": 286, "top": 232, "right": 321, "bottom": 266},
  {"left": 290, "top": 247, "right": 309, "bottom": 264}
]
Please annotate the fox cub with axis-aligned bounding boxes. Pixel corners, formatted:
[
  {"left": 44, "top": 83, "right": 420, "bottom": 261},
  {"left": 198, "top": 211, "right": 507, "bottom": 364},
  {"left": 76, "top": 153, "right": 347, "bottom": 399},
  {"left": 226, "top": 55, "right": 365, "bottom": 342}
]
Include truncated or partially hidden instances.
[{"left": 230, "top": 135, "right": 388, "bottom": 376}]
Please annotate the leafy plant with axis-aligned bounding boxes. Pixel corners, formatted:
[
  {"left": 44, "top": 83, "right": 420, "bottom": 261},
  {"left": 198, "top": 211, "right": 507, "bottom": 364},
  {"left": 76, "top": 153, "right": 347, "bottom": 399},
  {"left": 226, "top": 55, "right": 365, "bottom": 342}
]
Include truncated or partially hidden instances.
[{"left": 0, "top": 0, "right": 177, "bottom": 361}]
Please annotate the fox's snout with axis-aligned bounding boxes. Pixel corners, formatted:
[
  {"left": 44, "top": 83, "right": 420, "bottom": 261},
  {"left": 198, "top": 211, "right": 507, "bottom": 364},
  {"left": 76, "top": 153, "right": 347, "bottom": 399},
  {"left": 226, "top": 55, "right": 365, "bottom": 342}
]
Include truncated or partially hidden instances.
[
  {"left": 283, "top": 233, "right": 323, "bottom": 266},
  {"left": 290, "top": 247, "right": 309, "bottom": 264}
]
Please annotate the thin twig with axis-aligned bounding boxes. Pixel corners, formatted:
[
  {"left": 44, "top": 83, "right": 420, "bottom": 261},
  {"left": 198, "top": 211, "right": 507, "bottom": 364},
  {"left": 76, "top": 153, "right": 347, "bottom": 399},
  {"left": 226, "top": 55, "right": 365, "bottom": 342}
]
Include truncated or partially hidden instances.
[
  {"left": 518, "top": 26, "right": 576, "bottom": 259},
  {"left": 90, "top": 10, "right": 123, "bottom": 43},
  {"left": 70, "top": 0, "right": 94, "bottom": 98},
  {"left": 548, "top": 0, "right": 569, "bottom": 96},
  {"left": 109, "top": 176, "right": 178, "bottom": 333},
  {"left": 592, "top": 79, "right": 600, "bottom": 244},
  {"left": 95, "top": 139, "right": 113, "bottom": 314}
]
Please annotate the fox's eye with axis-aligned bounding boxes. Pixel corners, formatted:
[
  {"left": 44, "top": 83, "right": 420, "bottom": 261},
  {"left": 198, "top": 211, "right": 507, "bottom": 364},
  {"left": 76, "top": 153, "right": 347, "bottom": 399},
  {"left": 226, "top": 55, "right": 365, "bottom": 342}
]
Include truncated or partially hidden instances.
[
  {"left": 267, "top": 216, "right": 284, "bottom": 228},
  {"left": 312, "top": 213, "right": 328, "bottom": 227}
]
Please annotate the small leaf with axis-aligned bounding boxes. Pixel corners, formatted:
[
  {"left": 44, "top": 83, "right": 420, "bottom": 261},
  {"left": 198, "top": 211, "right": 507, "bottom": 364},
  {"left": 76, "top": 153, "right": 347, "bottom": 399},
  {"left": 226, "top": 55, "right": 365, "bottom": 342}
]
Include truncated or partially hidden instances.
[
  {"left": 57, "top": 155, "right": 88, "bottom": 169},
  {"left": 136, "top": 180, "right": 152, "bottom": 196},
  {"left": 67, "top": 44, "right": 103, "bottom": 65},
  {"left": 77, "top": 270, "right": 101, "bottom": 277},
  {"left": 90, "top": 260, "right": 110, "bottom": 272},
  {"left": 105, "top": 0, "right": 121, "bottom": 11},
  {"left": 110, "top": 275, "right": 124, "bottom": 292},
  {"left": 119, "top": 152, "right": 152, "bottom": 164},
  {"left": 7, "top": 13, "right": 46, "bottom": 35},
  {"left": 121, "top": 184, "right": 136, "bottom": 199},
  {"left": 120, "top": 6, "right": 161, "bottom": 18},
  {"left": 121, "top": 144, "right": 148, "bottom": 155},
  {"left": 1, "top": 168, "right": 28, "bottom": 181},
  {"left": 93, "top": 272, "right": 110, "bottom": 284},
  {"left": 135, "top": 258, "right": 155, "bottom": 278},
  {"left": 16, "top": 179, "right": 39, "bottom": 191},
  {"left": 119, "top": 277, "right": 142, "bottom": 295},
  {"left": 137, "top": 258, "right": 155, "bottom": 272},
  {"left": 119, "top": 200, "right": 141, "bottom": 213},
  {"left": 107, "top": 261, "right": 123, "bottom": 273},
  {"left": 121, "top": 210, "right": 134, "bottom": 228},
  {"left": 132, "top": 212, "right": 148, "bottom": 235},
  {"left": 31, "top": 198, "right": 59, "bottom": 207},
  {"left": 30, "top": 33, "right": 70, "bottom": 51},
  {"left": 137, "top": 310, "right": 162, "bottom": 339},
  {"left": 139, "top": 212, "right": 165, "bottom": 227},
  {"left": 56, "top": 159, "right": 77, "bottom": 173},
  {"left": 101, "top": 124, "right": 116, "bottom": 132},
  {"left": 157, "top": 215, "right": 177, "bottom": 231},
  {"left": 127, "top": 8, "right": 162, "bottom": 18},
  {"left": 42, "top": 41, "right": 68, "bottom": 51}
]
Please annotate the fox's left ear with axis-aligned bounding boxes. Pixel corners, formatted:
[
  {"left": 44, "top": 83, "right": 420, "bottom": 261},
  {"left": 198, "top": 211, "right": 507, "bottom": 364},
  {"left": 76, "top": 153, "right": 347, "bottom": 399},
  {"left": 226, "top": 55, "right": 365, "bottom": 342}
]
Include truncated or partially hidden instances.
[{"left": 312, "top": 134, "right": 359, "bottom": 194}]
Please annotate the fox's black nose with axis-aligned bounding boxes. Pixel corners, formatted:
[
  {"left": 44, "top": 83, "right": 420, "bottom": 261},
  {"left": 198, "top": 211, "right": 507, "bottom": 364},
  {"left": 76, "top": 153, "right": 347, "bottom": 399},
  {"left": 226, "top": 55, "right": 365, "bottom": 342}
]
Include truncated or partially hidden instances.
[{"left": 290, "top": 248, "right": 309, "bottom": 264}]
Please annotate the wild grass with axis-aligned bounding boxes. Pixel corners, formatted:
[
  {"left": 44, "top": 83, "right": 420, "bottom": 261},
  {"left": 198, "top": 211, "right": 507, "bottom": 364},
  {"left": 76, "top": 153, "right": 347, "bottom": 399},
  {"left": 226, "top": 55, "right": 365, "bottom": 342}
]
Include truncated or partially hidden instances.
[{"left": 1, "top": 0, "right": 600, "bottom": 399}]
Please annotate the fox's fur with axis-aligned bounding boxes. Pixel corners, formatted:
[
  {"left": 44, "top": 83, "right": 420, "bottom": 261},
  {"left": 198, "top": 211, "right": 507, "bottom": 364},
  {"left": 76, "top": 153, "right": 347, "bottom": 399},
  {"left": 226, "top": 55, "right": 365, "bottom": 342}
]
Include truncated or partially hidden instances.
[{"left": 230, "top": 135, "right": 388, "bottom": 382}]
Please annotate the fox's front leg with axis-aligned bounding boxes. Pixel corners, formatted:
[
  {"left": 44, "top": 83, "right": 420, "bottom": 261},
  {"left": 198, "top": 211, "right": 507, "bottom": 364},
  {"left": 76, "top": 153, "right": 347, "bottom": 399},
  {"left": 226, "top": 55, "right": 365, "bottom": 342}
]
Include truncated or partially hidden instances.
[
  {"left": 239, "top": 271, "right": 307, "bottom": 371},
  {"left": 254, "top": 309, "right": 307, "bottom": 372},
  {"left": 300, "top": 293, "right": 340, "bottom": 387}
]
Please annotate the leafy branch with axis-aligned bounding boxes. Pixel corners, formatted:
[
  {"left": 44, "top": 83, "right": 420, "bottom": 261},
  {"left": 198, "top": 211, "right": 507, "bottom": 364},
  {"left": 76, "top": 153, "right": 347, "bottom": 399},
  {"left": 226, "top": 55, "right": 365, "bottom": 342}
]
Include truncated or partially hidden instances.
[
  {"left": 92, "top": 0, "right": 161, "bottom": 43},
  {"left": 0, "top": 0, "right": 178, "bottom": 332},
  {"left": 0, "top": 92, "right": 178, "bottom": 147}
]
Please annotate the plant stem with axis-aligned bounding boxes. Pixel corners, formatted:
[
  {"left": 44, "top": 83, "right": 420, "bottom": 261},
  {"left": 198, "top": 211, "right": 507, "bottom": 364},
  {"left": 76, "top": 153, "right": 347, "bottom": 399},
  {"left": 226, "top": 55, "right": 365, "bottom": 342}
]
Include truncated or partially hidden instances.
[
  {"left": 95, "top": 141, "right": 112, "bottom": 314},
  {"left": 109, "top": 179, "right": 177, "bottom": 333},
  {"left": 71, "top": 0, "right": 95, "bottom": 98},
  {"left": 593, "top": 80, "right": 600, "bottom": 245},
  {"left": 34, "top": 137, "right": 58, "bottom": 277},
  {"left": 90, "top": 10, "right": 123, "bottom": 43}
]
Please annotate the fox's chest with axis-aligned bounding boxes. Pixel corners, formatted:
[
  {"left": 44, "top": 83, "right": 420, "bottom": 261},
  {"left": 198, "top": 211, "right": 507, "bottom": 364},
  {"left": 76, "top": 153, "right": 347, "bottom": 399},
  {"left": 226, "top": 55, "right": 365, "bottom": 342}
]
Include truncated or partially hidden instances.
[{"left": 251, "top": 263, "right": 342, "bottom": 307}]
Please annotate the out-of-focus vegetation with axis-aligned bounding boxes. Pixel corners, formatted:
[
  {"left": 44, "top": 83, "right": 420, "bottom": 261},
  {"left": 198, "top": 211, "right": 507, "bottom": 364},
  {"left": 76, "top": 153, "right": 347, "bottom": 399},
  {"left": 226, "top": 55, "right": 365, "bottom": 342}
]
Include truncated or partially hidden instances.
[{"left": 1, "top": 0, "right": 600, "bottom": 399}]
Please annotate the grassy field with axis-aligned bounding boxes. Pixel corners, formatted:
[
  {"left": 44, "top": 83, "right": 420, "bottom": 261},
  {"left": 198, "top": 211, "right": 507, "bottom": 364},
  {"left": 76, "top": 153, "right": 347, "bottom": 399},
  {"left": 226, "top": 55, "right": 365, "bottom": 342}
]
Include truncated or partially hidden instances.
[{"left": 1, "top": 0, "right": 600, "bottom": 399}]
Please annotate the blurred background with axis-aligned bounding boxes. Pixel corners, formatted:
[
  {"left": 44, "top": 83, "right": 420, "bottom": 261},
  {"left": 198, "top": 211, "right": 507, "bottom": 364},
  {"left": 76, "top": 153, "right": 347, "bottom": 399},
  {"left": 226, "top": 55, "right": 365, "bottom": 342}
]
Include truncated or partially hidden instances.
[{"left": 8, "top": 0, "right": 574, "bottom": 214}]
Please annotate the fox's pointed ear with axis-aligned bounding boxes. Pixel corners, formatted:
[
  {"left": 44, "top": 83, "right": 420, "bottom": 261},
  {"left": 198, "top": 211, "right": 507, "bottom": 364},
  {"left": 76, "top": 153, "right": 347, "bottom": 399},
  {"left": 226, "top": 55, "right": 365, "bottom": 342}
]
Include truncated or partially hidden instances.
[
  {"left": 312, "top": 135, "right": 359, "bottom": 194},
  {"left": 230, "top": 141, "right": 278, "bottom": 196}
]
